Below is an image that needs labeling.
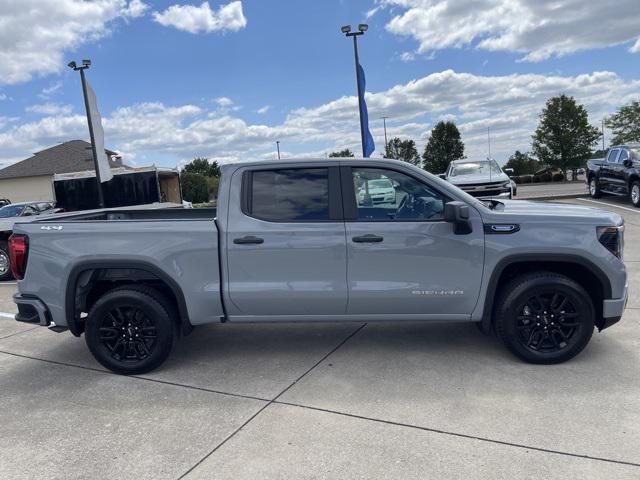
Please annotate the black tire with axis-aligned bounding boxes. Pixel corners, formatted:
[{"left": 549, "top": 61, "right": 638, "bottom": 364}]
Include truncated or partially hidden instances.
[
  {"left": 0, "top": 240, "right": 13, "bottom": 281},
  {"left": 630, "top": 181, "right": 640, "bottom": 208},
  {"left": 588, "top": 176, "right": 601, "bottom": 198},
  {"left": 495, "top": 272, "right": 594, "bottom": 364},
  {"left": 85, "top": 285, "right": 177, "bottom": 375}
]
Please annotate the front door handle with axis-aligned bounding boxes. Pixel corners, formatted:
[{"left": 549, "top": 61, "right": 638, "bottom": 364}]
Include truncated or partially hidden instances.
[
  {"left": 352, "top": 234, "right": 384, "bottom": 243},
  {"left": 233, "top": 235, "right": 264, "bottom": 245}
]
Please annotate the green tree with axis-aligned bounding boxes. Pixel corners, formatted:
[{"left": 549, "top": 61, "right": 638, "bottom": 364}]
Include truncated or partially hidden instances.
[
  {"left": 385, "top": 137, "right": 420, "bottom": 166},
  {"left": 181, "top": 172, "right": 210, "bottom": 203},
  {"left": 183, "top": 157, "right": 220, "bottom": 177},
  {"left": 329, "top": 149, "right": 355, "bottom": 158},
  {"left": 503, "top": 151, "right": 540, "bottom": 176},
  {"left": 422, "top": 121, "right": 465, "bottom": 173},
  {"left": 532, "top": 94, "right": 600, "bottom": 180},
  {"left": 605, "top": 100, "right": 640, "bottom": 145}
]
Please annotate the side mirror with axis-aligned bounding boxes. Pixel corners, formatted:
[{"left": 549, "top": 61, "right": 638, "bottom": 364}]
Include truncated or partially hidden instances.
[
  {"left": 438, "top": 173, "right": 447, "bottom": 179},
  {"left": 503, "top": 168, "right": 514, "bottom": 175},
  {"left": 623, "top": 159, "right": 633, "bottom": 168},
  {"left": 444, "top": 201, "right": 472, "bottom": 234}
]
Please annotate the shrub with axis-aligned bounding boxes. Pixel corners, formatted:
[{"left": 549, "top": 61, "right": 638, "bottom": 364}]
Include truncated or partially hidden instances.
[
  {"left": 520, "top": 175, "right": 533, "bottom": 184},
  {"left": 181, "top": 172, "right": 209, "bottom": 203}
]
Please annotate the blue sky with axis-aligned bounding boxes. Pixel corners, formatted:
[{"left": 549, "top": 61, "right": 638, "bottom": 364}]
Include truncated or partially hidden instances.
[{"left": 1, "top": 0, "right": 639, "bottom": 167}]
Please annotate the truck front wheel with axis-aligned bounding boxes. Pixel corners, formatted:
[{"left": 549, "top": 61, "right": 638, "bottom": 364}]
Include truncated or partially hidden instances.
[
  {"left": 588, "top": 176, "right": 601, "bottom": 198},
  {"left": 495, "top": 272, "right": 594, "bottom": 364},
  {"left": 85, "top": 286, "right": 176, "bottom": 374}
]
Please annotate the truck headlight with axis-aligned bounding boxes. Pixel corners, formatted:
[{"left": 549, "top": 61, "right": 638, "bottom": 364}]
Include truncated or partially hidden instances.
[
  {"left": 502, "top": 181, "right": 511, "bottom": 188},
  {"left": 597, "top": 225, "right": 624, "bottom": 259}
]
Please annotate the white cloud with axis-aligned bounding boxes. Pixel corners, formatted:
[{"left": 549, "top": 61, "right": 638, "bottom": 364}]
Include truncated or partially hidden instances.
[
  {"left": 122, "top": 0, "right": 148, "bottom": 18},
  {"left": 399, "top": 52, "right": 415, "bottom": 62},
  {"left": 214, "top": 96, "right": 234, "bottom": 107},
  {"left": 38, "top": 81, "right": 64, "bottom": 99},
  {"left": 383, "top": 0, "right": 640, "bottom": 61},
  {"left": 25, "top": 103, "right": 73, "bottom": 116},
  {"left": 0, "top": 93, "right": 6, "bottom": 101},
  {"left": 152, "top": 1, "right": 247, "bottom": 34},
  {"left": 257, "top": 105, "right": 270, "bottom": 114},
  {"left": 0, "top": 1, "right": 148, "bottom": 85},
  {"left": 0, "top": 70, "right": 637, "bottom": 167}
]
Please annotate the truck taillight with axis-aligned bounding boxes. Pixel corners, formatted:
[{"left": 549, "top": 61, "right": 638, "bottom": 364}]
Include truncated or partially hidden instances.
[{"left": 8, "top": 234, "right": 28, "bottom": 280}]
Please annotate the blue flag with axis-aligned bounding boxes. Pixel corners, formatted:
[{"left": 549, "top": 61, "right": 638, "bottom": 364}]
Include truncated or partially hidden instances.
[{"left": 357, "top": 63, "right": 375, "bottom": 157}]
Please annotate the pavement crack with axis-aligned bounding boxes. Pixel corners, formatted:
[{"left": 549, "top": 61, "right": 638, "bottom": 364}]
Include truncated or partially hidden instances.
[
  {"left": 274, "top": 401, "right": 640, "bottom": 469},
  {"left": 0, "top": 326, "right": 39, "bottom": 341},
  {"left": 176, "top": 322, "right": 367, "bottom": 479}
]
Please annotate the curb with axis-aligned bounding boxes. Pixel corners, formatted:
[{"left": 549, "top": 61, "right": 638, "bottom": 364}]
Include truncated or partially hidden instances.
[{"left": 517, "top": 192, "right": 588, "bottom": 201}]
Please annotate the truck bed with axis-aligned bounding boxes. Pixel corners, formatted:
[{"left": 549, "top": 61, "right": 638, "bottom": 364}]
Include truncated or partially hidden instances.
[{"left": 32, "top": 207, "right": 217, "bottom": 222}]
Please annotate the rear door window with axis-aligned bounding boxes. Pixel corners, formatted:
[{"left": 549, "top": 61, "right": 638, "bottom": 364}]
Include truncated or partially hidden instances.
[{"left": 246, "top": 168, "right": 331, "bottom": 222}]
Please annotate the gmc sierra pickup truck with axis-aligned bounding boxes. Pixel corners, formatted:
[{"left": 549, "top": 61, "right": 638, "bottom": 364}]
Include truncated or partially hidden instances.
[
  {"left": 11, "top": 158, "right": 627, "bottom": 374},
  {"left": 587, "top": 144, "right": 640, "bottom": 206}
]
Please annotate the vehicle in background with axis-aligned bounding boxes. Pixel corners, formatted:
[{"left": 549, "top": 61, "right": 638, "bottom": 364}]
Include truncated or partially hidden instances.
[
  {"left": 12, "top": 157, "right": 626, "bottom": 374},
  {"left": 53, "top": 166, "right": 182, "bottom": 212},
  {"left": 356, "top": 177, "right": 396, "bottom": 205},
  {"left": 442, "top": 159, "right": 514, "bottom": 199},
  {"left": 0, "top": 199, "right": 10, "bottom": 208},
  {"left": 0, "top": 201, "right": 57, "bottom": 280},
  {"left": 586, "top": 144, "right": 640, "bottom": 207}
]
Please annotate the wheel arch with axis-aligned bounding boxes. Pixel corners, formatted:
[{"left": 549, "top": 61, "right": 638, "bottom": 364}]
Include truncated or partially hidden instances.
[
  {"left": 480, "top": 254, "right": 611, "bottom": 333},
  {"left": 65, "top": 260, "right": 191, "bottom": 337}
]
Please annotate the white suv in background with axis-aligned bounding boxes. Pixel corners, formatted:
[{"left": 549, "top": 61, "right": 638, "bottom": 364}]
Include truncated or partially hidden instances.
[{"left": 443, "top": 159, "right": 514, "bottom": 199}]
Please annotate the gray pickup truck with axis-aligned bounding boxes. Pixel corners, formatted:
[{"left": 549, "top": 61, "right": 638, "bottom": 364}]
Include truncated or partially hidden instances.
[{"left": 11, "top": 158, "right": 627, "bottom": 374}]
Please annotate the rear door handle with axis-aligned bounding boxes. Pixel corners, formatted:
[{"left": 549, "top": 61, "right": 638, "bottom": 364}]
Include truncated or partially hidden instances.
[
  {"left": 352, "top": 234, "right": 384, "bottom": 243},
  {"left": 233, "top": 235, "right": 264, "bottom": 245}
]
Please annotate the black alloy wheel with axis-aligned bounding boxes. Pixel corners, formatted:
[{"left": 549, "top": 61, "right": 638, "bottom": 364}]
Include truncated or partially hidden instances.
[{"left": 495, "top": 272, "right": 594, "bottom": 364}]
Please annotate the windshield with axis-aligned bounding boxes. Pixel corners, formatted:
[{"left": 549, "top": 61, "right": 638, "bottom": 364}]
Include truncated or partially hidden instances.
[
  {"left": 0, "top": 205, "right": 23, "bottom": 218},
  {"left": 368, "top": 179, "right": 392, "bottom": 189},
  {"left": 450, "top": 160, "right": 502, "bottom": 177}
]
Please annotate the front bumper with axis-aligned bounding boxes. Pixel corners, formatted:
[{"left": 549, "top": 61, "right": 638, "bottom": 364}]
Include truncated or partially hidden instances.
[
  {"left": 600, "top": 283, "right": 628, "bottom": 330},
  {"left": 14, "top": 294, "right": 51, "bottom": 326},
  {"left": 463, "top": 189, "right": 512, "bottom": 199}
]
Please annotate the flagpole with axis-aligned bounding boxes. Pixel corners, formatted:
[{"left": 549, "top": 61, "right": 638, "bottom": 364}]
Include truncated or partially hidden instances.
[
  {"left": 342, "top": 24, "right": 369, "bottom": 158},
  {"left": 352, "top": 35, "right": 366, "bottom": 158},
  {"left": 69, "top": 60, "right": 105, "bottom": 208}
]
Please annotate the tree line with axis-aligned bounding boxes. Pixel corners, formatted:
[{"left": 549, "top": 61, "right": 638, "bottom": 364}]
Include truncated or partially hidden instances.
[
  {"left": 331, "top": 96, "right": 640, "bottom": 180},
  {"left": 180, "top": 96, "right": 640, "bottom": 202}
]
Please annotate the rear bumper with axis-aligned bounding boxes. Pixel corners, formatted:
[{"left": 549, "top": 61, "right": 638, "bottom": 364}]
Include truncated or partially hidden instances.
[
  {"left": 600, "top": 283, "right": 628, "bottom": 330},
  {"left": 13, "top": 294, "right": 51, "bottom": 326}
]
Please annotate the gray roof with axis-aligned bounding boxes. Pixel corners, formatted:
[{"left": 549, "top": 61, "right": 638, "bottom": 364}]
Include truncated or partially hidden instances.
[{"left": 0, "top": 140, "right": 122, "bottom": 180}]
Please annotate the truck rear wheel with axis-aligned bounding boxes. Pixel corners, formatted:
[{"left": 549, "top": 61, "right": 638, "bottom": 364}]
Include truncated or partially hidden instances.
[
  {"left": 0, "top": 240, "right": 12, "bottom": 281},
  {"left": 85, "top": 286, "right": 176, "bottom": 375},
  {"left": 630, "top": 181, "right": 640, "bottom": 207},
  {"left": 495, "top": 272, "right": 594, "bottom": 364}
]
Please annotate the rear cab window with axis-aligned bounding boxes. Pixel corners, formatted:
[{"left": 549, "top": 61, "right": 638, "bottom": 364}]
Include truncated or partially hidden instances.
[{"left": 242, "top": 168, "right": 338, "bottom": 222}]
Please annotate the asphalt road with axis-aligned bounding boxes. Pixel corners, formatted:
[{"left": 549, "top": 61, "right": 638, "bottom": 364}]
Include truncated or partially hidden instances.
[{"left": 0, "top": 195, "right": 639, "bottom": 479}]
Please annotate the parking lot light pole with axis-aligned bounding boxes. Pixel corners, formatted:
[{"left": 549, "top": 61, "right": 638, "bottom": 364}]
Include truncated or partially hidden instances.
[
  {"left": 381, "top": 116, "right": 389, "bottom": 156},
  {"left": 341, "top": 24, "right": 368, "bottom": 158},
  {"left": 68, "top": 59, "right": 105, "bottom": 208},
  {"left": 276, "top": 141, "right": 281, "bottom": 160}
]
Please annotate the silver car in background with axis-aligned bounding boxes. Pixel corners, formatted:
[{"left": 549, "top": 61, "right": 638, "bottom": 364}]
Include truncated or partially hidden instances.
[{"left": 443, "top": 159, "right": 514, "bottom": 199}]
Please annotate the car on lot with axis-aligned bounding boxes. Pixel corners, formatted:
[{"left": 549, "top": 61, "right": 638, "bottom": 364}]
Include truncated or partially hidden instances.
[
  {"left": 0, "top": 201, "right": 57, "bottom": 281},
  {"left": 442, "top": 159, "right": 514, "bottom": 199},
  {"left": 587, "top": 144, "right": 640, "bottom": 206},
  {"left": 356, "top": 177, "right": 396, "bottom": 205},
  {"left": 11, "top": 158, "right": 626, "bottom": 374}
]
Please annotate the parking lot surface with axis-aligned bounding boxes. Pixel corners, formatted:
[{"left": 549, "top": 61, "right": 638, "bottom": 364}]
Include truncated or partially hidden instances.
[{"left": 0, "top": 195, "right": 639, "bottom": 479}]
